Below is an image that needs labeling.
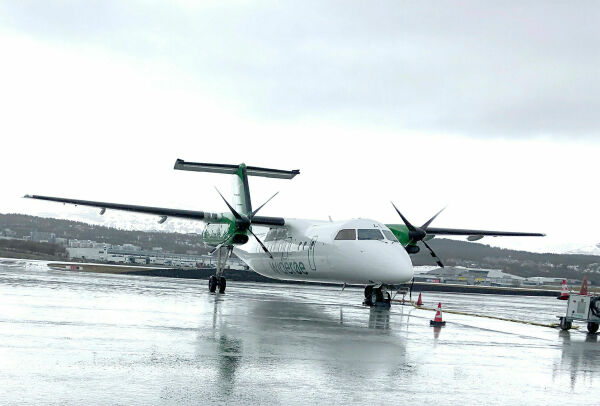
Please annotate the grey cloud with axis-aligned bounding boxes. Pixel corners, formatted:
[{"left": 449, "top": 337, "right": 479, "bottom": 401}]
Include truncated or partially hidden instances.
[{"left": 2, "top": 1, "right": 599, "bottom": 138}]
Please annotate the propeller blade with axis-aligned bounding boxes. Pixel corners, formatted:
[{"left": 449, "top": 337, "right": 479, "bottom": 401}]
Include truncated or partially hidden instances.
[
  {"left": 421, "top": 206, "right": 446, "bottom": 230},
  {"left": 214, "top": 187, "right": 243, "bottom": 220},
  {"left": 391, "top": 202, "right": 416, "bottom": 231},
  {"left": 422, "top": 240, "right": 444, "bottom": 268},
  {"left": 249, "top": 228, "right": 273, "bottom": 259},
  {"left": 250, "top": 191, "right": 279, "bottom": 218}
]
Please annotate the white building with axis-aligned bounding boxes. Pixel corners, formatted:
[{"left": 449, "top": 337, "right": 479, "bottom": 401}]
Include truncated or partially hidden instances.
[{"left": 67, "top": 246, "right": 108, "bottom": 261}]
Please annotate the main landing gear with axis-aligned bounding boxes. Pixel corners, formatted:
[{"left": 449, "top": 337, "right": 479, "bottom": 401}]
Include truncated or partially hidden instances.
[
  {"left": 208, "top": 245, "right": 232, "bottom": 294},
  {"left": 363, "top": 285, "right": 391, "bottom": 308}
]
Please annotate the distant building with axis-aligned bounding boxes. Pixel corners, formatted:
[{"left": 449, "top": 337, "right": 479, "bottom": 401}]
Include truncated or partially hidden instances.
[
  {"left": 414, "top": 266, "right": 585, "bottom": 288},
  {"left": 2, "top": 228, "right": 16, "bottom": 238},
  {"left": 65, "top": 242, "right": 247, "bottom": 270},
  {"left": 67, "top": 246, "right": 108, "bottom": 262},
  {"left": 121, "top": 243, "right": 141, "bottom": 251},
  {"left": 54, "top": 238, "right": 69, "bottom": 246},
  {"left": 69, "top": 239, "right": 104, "bottom": 248},
  {"left": 30, "top": 231, "right": 56, "bottom": 244},
  {"left": 415, "top": 266, "right": 524, "bottom": 287}
]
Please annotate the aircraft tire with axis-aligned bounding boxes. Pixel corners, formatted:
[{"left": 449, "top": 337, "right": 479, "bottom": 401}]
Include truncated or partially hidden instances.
[
  {"left": 363, "top": 285, "right": 374, "bottom": 306},
  {"left": 374, "top": 288, "right": 384, "bottom": 304},
  {"left": 208, "top": 275, "right": 218, "bottom": 293},
  {"left": 587, "top": 322, "right": 599, "bottom": 334},
  {"left": 559, "top": 317, "right": 571, "bottom": 331},
  {"left": 218, "top": 277, "right": 226, "bottom": 294}
]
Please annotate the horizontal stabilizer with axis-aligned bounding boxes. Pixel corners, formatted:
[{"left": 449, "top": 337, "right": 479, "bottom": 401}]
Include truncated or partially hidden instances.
[{"left": 174, "top": 159, "right": 300, "bottom": 179}]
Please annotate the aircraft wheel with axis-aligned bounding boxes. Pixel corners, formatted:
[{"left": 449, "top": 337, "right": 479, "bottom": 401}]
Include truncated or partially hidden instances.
[
  {"left": 208, "top": 275, "right": 218, "bottom": 293},
  {"left": 374, "top": 288, "right": 384, "bottom": 304},
  {"left": 363, "top": 285, "right": 374, "bottom": 306},
  {"left": 587, "top": 322, "right": 599, "bottom": 334},
  {"left": 218, "top": 277, "right": 226, "bottom": 294}
]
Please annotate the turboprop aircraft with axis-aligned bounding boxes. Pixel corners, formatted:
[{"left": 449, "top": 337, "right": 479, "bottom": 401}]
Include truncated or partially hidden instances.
[{"left": 25, "top": 159, "right": 544, "bottom": 307}]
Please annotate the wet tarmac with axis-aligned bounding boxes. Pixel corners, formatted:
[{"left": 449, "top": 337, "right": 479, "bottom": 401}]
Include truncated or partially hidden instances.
[{"left": 1, "top": 259, "right": 599, "bottom": 405}]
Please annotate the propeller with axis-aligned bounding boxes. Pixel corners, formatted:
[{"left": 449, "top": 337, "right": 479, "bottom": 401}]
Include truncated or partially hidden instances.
[
  {"left": 391, "top": 202, "right": 446, "bottom": 268},
  {"left": 215, "top": 187, "right": 275, "bottom": 258}
]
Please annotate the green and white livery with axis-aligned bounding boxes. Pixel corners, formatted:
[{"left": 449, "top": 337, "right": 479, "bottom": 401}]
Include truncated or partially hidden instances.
[{"left": 25, "top": 159, "right": 544, "bottom": 307}]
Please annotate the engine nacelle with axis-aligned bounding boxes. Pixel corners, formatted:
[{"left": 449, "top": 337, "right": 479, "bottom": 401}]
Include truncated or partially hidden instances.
[
  {"left": 231, "top": 233, "right": 249, "bottom": 245},
  {"left": 202, "top": 222, "right": 249, "bottom": 246},
  {"left": 203, "top": 223, "right": 232, "bottom": 246},
  {"left": 405, "top": 244, "right": 420, "bottom": 254}
]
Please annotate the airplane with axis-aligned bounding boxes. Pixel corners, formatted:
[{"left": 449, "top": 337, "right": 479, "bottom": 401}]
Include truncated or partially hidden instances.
[{"left": 25, "top": 159, "right": 545, "bottom": 307}]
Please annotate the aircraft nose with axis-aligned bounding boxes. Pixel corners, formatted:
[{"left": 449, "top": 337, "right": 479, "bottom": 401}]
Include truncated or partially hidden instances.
[
  {"left": 373, "top": 243, "right": 414, "bottom": 284},
  {"left": 336, "top": 240, "right": 414, "bottom": 285}
]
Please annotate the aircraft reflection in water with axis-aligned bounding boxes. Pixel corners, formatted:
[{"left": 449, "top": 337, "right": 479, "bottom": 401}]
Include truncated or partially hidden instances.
[
  {"left": 553, "top": 330, "right": 600, "bottom": 390},
  {"left": 211, "top": 297, "right": 242, "bottom": 396},
  {"left": 368, "top": 308, "right": 391, "bottom": 330},
  {"left": 26, "top": 159, "right": 544, "bottom": 307},
  {"left": 203, "top": 293, "right": 409, "bottom": 384}
]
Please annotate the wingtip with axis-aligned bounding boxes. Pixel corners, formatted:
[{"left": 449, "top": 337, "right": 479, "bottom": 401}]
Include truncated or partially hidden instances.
[
  {"left": 23, "top": 194, "right": 32, "bottom": 198},
  {"left": 173, "top": 158, "right": 184, "bottom": 169}
]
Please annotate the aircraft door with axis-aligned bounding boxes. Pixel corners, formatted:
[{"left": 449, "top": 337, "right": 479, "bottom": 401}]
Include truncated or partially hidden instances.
[{"left": 308, "top": 237, "right": 317, "bottom": 271}]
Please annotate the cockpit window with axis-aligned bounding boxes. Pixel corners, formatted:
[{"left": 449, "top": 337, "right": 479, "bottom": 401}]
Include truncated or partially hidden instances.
[
  {"left": 334, "top": 229, "right": 356, "bottom": 240},
  {"left": 382, "top": 230, "right": 398, "bottom": 241},
  {"left": 357, "top": 229, "right": 384, "bottom": 240}
]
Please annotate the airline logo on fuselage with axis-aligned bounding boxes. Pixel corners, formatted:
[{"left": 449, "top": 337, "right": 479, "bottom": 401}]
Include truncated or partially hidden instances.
[{"left": 269, "top": 261, "right": 309, "bottom": 275}]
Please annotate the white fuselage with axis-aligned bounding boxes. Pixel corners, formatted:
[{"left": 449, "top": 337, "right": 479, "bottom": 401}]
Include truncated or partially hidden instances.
[{"left": 234, "top": 218, "right": 414, "bottom": 285}]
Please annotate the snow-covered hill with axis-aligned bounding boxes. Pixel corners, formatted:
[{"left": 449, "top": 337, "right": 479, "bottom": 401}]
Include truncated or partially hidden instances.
[{"left": 567, "top": 243, "right": 600, "bottom": 256}]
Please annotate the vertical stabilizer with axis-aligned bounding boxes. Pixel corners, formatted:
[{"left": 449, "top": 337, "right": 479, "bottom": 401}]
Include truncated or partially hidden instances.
[{"left": 232, "top": 164, "right": 252, "bottom": 216}]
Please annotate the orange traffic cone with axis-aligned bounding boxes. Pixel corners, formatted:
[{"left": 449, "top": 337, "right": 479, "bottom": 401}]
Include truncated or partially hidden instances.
[
  {"left": 580, "top": 276, "right": 588, "bottom": 296},
  {"left": 557, "top": 280, "right": 570, "bottom": 300},
  {"left": 416, "top": 292, "right": 423, "bottom": 306},
  {"left": 430, "top": 302, "right": 446, "bottom": 326}
]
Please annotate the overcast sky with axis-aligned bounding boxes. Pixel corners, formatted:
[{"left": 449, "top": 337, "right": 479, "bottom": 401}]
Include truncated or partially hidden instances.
[{"left": 1, "top": 1, "right": 599, "bottom": 253}]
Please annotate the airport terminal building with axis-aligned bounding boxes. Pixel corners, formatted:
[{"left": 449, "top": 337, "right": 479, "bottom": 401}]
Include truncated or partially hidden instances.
[
  {"left": 66, "top": 240, "right": 247, "bottom": 270},
  {"left": 414, "top": 266, "right": 583, "bottom": 288}
]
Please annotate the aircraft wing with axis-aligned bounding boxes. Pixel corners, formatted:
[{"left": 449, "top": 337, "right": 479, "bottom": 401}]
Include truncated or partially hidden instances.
[
  {"left": 24, "top": 194, "right": 285, "bottom": 226},
  {"left": 424, "top": 227, "right": 545, "bottom": 238}
]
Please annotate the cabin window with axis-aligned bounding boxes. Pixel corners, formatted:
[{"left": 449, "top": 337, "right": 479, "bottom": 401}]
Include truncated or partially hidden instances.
[
  {"left": 382, "top": 230, "right": 398, "bottom": 241},
  {"left": 265, "top": 228, "right": 287, "bottom": 242},
  {"left": 357, "top": 229, "right": 384, "bottom": 240},
  {"left": 265, "top": 228, "right": 278, "bottom": 242},
  {"left": 334, "top": 229, "right": 356, "bottom": 240}
]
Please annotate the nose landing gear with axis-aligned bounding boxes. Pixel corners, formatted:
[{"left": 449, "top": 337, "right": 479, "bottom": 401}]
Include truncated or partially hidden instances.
[
  {"left": 208, "top": 245, "right": 232, "bottom": 294},
  {"left": 363, "top": 285, "right": 391, "bottom": 308}
]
